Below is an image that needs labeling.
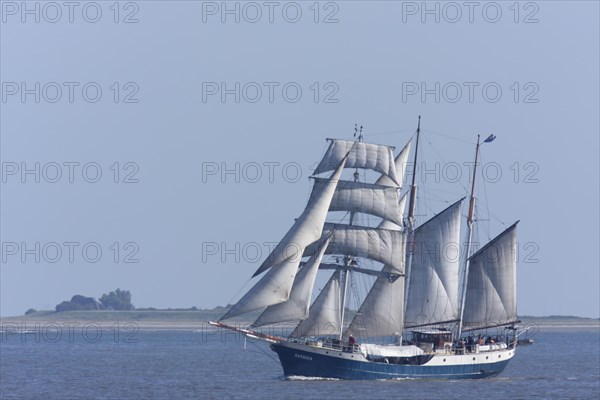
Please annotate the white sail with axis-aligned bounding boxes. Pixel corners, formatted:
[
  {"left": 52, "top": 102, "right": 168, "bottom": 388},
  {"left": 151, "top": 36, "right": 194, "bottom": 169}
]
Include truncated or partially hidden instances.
[
  {"left": 462, "top": 222, "right": 519, "bottom": 331},
  {"left": 377, "top": 192, "right": 407, "bottom": 231},
  {"left": 305, "top": 223, "right": 406, "bottom": 274},
  {"left": 221, "top": 158, "right": 348, "bottom": 321},
  {"left": 375, "top": 140, "right": 411, "bottom": 188},
  {"left": 313, "top": 139, "right": 399, "bottom": 186},
  {"left": 252, "top": 156, "right": 348, "bottom": 277},
  {"left": 290, "top": 270, "right": 342, "bottom": 338},
  {"left": 404, "top": 199, "right": 463, "bottom": 327},
  {"left": 251, "top": 239, "right": 331, "bottom": 327},
  {"left": 220, "top": 257, "right": 306, "bottom": 320},
  {"left": 309, "top": 178, "right": 403, "bottom": 226},
  {"left": 345, "top": 235, "right": 407, "bottom": 338},
  {"left": 345, "top": 143, "right": 412, "bottom": 337}
]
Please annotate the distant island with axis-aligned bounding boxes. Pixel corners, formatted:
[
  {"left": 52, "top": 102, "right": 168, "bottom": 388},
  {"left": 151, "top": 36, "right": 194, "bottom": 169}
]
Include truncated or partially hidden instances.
[
  {"left": 51, "top": 288, "right": 134, "bottom": 312},
  {"left": 25, "top": 289, "right": 227, "bottom": 316}
]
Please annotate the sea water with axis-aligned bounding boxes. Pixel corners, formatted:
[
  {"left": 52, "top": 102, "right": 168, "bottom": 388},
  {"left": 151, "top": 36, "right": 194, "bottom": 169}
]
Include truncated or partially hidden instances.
[{"left": 1, "top": 326, "right": 598, "bottom": 399}]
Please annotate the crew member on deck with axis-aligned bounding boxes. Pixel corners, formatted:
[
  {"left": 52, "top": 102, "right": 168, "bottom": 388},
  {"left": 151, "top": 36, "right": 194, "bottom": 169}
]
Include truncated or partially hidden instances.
[{"left": 348, "top": 335, "right": 356, "bottom": 348}]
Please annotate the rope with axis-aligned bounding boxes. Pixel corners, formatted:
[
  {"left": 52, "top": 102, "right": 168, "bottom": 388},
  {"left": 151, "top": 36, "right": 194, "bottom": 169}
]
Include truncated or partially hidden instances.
[
  {"left": 245, "top": 338, "right": 281, "bottom": 366},
  {"left": 477, "top": 153, "right": 507, "bottom": 239},
  {"left": 225, "top": 277, "right": 253, "bottom": 312},
  {"left": 363, "top": 128, "right": 416, "bottom": 137},
  {"left": 421, "top": 132, "right": 470, "bottom": 195},
  {"left": 422, "top": 128, "right": 476, "bottom": 145},
  {"left": 478, "top": 153, "right": 493, "bottom": 242}
]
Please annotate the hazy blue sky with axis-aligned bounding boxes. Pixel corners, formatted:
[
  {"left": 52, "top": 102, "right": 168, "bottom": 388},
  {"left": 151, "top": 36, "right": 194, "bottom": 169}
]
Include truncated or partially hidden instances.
[{"left": 1, "top": 1, "right": 598, "bottom": 317}]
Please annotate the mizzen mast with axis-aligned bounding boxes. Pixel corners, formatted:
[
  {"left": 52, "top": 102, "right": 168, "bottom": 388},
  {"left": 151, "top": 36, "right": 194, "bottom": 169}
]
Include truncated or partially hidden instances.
[{"left": 457, "top": 133, "right": 495, "bottom": 338}]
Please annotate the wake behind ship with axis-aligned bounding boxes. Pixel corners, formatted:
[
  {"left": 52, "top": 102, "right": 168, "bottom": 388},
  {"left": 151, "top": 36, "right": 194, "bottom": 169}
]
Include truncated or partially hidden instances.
[{"left": 211, "top": 119, "right": 523, "bottom": 380}]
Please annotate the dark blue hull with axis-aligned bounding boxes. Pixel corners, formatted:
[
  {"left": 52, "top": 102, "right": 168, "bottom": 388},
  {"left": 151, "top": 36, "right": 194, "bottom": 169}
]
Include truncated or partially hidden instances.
[{"left": 271, "top": 342, "right": 512, "bottom": 380}]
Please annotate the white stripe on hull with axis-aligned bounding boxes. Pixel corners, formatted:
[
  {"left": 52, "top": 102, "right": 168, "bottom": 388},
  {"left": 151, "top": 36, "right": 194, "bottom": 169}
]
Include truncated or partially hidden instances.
[{"left": 278, "top": 341, "right": 516, "bottom": 367}]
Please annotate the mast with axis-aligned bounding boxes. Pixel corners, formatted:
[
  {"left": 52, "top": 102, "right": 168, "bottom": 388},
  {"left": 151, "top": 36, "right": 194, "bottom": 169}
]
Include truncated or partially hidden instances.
[
  {"left": 339, "top": 124, "right": 363, "bottom": 340},
  {"left": 402, "top": 116, "right": 421, "bottom": 329},
  {"left": 339, "top": 258, "right": 351, "bottom": 340},
  {"left": 457, "top": 134, "right": 481, "bottom": 338},
  {"left": 407, "top": 116, "right": 420, "bottom": 224}
]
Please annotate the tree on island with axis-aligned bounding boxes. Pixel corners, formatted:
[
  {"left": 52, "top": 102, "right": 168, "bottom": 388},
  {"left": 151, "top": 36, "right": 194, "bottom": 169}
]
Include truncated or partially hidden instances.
[
  {"left": 54, "top": 289, "right": 134, "bottom": 312},
  {"left": 99, "top": 288, "right": 134, "bottom": 311},
  {"left": 55, "top": 295, "right": 101, "bottom": 312}
]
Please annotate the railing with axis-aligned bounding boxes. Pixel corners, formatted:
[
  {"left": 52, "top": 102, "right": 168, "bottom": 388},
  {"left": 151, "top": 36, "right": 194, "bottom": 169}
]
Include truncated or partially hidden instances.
[
  {"left": 300, "top": 337, "right": 361, "bottom": 353},
  {"left": 453, "top": 341, "right": 511, "bottom": 354}
]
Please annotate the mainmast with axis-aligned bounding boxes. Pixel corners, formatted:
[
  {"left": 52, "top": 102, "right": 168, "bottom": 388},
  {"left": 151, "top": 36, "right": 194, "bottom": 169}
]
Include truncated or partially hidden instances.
[
  {"left": 402, "top": 116, "right": 421, "bottom": 326},
  {"left": 457, "top": 134, "right": 494, "bottom": 338},
  {"left": 407, "top": 116, "right": 420, "bottom": 226}
]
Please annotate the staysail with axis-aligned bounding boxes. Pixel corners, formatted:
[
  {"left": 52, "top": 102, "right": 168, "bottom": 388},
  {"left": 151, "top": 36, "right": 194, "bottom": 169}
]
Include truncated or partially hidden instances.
[
  {"left": 220, "top": 157, "right": 348, "bottom": 320},
  {"left": 220, "top": 257, "right": 306, "bottom": 320},
  {"left": 461, "top": 222, "right": 519, "bottom": 331},
  {"left": 375, "top": 140, "right": 411, "bottom": 188},
  {"left": 251, "top": 238, "right": 331, "bottom": 327},
  {"left": 404, "top": 199, "right": 463, "bottom": 328},
  {"left": 252, "top": 156, "right": 348, "bottom": 277},
  {"left": 377, "top": 192, "right": 407, "bottom": 231},
  {"left": 290, "top": 270, "right": 342, "bottom": 338},
  {"left": 313, "top": 139, "right": 399, "bottom": 186}
]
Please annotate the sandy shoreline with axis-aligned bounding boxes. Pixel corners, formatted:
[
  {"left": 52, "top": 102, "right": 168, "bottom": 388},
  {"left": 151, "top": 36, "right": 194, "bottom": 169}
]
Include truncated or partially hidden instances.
[
  {"left": 0, "top": 318, "right": 222, "bottom": 331},
  {"left": 1, "top": 316, "right": 598, "bottom": 332}
]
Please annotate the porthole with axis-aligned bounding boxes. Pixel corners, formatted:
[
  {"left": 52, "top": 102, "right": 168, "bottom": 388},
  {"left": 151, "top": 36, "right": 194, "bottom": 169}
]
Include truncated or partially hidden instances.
[
  {"left": 443, "top": 359, "right": 446, "bottom": 362},
  {"left": 498, "top": 355, "right": 501, "bottom": 358},
  {"left": 473, "top": 357, "right": 476, "bottom": 361},
  {"left": 486, "top": 356, "right": 489, "bottom": 360}
]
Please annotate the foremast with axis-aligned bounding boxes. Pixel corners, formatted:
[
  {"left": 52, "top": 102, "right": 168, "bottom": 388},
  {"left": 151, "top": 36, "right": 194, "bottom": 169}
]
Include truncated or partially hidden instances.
[
  {"left": 339, "top": 124, "right": 363, "bottom": 340},
  {"left": 295, "top": 125, "right": 406, "bottom": 339},
  {"left": 219, "top": 123, "right": 406, "bottom": 340}
]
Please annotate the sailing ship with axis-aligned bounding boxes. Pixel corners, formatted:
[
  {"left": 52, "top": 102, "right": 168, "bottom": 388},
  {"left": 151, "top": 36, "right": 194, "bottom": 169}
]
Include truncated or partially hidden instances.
[{"left": 210, "top": 118, "right": 521, "bottom": 380}]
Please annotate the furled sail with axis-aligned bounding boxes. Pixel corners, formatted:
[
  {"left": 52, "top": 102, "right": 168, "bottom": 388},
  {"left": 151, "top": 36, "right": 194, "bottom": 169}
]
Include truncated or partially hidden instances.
[
  {"left": 251, "top": 238, "right": 331, "bottom": 327},
  {"left": 290, "top": 270, "right": 342, "bottom": 338},
  {"left": 375, "top": 140, "right": 411, "bottom": 189},
  {"left": 309, "top": 178, "right": 403, "bottom": 226},
  {"left": 252, "top": 156, "right": 348, "bottom": 277},
  {"left": 462, "top": 222, "right": 519, "bottom": 331},
  {"left": 313, "top": 139, "right": 399, "bottom": 186},
  {"left": 345, "top": 233, "right": 407, "bottom": 338},
  {"left": 404, "top": 199, "right": 463, "bottom": 328},
  {"left": 305, "top": 223, "right": 406, "bottom": 274}
]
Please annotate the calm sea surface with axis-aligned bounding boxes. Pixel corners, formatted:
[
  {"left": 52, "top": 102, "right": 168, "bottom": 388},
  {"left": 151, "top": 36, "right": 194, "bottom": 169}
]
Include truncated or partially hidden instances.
[{"left": 1, "top": 326, "right": 598, "bottom": 400}]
